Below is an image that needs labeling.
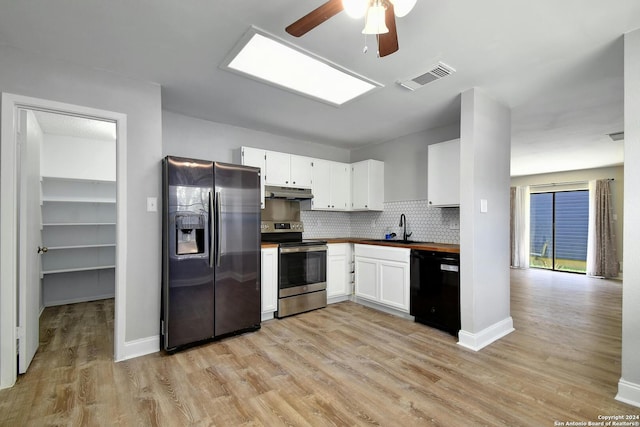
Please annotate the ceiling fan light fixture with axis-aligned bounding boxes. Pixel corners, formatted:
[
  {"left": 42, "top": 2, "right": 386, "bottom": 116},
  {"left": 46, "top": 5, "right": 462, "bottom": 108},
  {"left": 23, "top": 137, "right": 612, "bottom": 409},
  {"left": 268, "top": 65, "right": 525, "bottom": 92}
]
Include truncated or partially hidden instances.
[
  {"left": 362, "top": 3, "right": 389, "bottom": 34},
  {"left": 390, "top": 0, "right": 416, "bottom": 17},
  {"left": 343, "top": 0, "right": 368, "bottom": 18}
]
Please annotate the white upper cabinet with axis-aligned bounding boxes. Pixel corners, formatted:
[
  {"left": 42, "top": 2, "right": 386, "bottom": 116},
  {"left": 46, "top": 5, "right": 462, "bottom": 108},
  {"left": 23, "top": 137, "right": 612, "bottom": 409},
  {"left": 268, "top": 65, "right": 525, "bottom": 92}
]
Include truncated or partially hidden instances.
[
  {"left": 241, "top": 146, "right": 266, "bottom": 209},
  {"left": 265, "top": 151, "right": 290, "bottom": 186},
  {"left": 428, "top": 139, "right": 460, "bottom": 207},
  {"left": 330, "top": 162, "right": 350, "bottom": 210},
  {"left": 290, "top": 155, "right": 313, "bottom": 188},
  {"left": 310, "top": 160, "right": 350, "bottom": 211},
  {"left": 351, "top": 159, "right": 384, "bottom": 211},
  {"left": 310, "top": 159, "right": 332, "bottom": 209},
  {"left": 264, "top": 151, "right": 313, "bottom": 188},
  {"left": 242, "top": 146, "right": 382, "bottom": 212}
]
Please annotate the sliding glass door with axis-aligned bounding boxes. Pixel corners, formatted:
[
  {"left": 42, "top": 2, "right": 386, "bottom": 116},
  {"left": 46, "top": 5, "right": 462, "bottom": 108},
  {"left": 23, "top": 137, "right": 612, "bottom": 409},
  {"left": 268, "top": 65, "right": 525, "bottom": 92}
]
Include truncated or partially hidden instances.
[{"left": 530, "top": 190, "right": 589, "bottom": 273}]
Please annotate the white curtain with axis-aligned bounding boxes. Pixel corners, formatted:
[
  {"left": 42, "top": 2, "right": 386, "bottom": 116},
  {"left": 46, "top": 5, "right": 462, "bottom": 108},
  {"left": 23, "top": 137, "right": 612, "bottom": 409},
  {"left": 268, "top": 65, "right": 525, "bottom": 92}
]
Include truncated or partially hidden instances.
[
  {"left": 586, "top": 180, "right": 597, "bottom": 275},
  {"left": 511, "top": 185, "right": 530, "bottom": 268}
]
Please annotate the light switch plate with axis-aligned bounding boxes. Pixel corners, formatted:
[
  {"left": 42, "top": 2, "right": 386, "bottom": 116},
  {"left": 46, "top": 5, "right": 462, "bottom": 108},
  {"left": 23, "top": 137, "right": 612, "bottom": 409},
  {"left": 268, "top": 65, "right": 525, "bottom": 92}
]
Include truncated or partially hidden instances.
[
  {"left": 147, "top": 197, "right": 158, "bottom": 212},
  {"left": 480, "top": 199, "right": 488, "bottom": 213}
]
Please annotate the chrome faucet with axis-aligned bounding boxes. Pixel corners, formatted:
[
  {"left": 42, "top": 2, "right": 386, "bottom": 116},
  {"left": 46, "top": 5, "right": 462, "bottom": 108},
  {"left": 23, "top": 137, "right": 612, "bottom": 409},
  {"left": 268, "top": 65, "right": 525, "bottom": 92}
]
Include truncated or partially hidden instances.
[{"left": 399, "top": 214, "right": 412, "bottom": 241}]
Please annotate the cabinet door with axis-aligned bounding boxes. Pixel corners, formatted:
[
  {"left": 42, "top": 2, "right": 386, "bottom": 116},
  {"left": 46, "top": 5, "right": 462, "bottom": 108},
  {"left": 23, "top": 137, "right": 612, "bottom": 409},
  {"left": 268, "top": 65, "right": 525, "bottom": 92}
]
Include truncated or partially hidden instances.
[
  {"left": 311, "top": 159, "right": 332, "bottom": 210},
  {"left": 290, "top": 155, "right": 313, "bottom": 188},
  {"left": 428, "top": 139, "right": 460, "bottom": 207},
  {"left": 331, "top": 162, "right": 350, "bottom": 210},
  {"left": 379, "top": 260, "right": 410, "bottom": 312},
  {"left": 327, "top": 244, "right": 349, "bottom": 298},
  {"left": 265, "top": 151, "right": 290, "bottom": 186},
  {"left": 241, "top": 146, "right": 266, "bottom": 209},
  {"left": 261, "top": 247, "right": 278, "bottom": 315},
  {"left": 354, "top": 256, "right": 378, "bottom": 301},
  {"left": 351, "top": 161, "right": 369, "bottom": 210},
  {"left": 351, "top": 160, "right": 384, "bottom": 211}
]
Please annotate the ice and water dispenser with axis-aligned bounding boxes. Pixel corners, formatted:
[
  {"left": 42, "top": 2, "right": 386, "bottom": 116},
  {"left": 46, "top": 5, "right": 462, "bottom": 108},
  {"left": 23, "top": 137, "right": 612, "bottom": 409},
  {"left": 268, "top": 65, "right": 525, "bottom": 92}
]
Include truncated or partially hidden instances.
[{"left": 175, "top": 212, "right": 206, "bottom": 255}]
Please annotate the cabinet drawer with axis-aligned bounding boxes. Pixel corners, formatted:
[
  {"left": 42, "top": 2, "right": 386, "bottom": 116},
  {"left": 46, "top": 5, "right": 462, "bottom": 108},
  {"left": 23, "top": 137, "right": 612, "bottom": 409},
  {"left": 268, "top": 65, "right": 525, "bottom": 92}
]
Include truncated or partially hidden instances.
[{"left": 354, "top": 244, "right": 409, "bottom": 263}]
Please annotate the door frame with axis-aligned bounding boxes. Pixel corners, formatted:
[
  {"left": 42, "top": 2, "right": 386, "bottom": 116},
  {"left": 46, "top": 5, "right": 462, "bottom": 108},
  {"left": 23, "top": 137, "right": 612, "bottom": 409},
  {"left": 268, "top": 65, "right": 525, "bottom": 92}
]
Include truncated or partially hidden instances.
[{"left": 1, "top": 93, "right": 128, "bottom": 388}]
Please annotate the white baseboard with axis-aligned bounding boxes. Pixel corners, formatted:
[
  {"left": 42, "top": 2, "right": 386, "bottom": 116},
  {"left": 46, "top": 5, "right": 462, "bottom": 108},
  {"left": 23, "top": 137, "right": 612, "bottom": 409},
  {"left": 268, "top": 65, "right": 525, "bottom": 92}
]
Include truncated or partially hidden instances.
[
  {"left": 352, "top": 297, "right": 414, "bottom": 321},
  {"left": 616, "top": 378, "right": 640, "bottom": 408},
  {"left": 328, "top": 295, "right": 350, "bottom": 305},
  {"left": 118, "top": 335, "right": 159, "bottom": 362},
  {"left": 261, "top": 311, "right": 275, "bottom": 322},
  {"left": 457, "top": 317, "right": 515, "bottom": 351}
]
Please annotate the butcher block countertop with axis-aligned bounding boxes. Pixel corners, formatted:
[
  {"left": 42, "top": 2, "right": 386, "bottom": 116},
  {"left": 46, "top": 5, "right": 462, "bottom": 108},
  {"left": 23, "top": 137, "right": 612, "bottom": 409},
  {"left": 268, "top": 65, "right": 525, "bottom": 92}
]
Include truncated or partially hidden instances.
[
  {"left": 322, "top": 238, "right": 460, "bottom": 254},
  {"left": 260, "top": 243, "right": 279, "bottom": 249}
]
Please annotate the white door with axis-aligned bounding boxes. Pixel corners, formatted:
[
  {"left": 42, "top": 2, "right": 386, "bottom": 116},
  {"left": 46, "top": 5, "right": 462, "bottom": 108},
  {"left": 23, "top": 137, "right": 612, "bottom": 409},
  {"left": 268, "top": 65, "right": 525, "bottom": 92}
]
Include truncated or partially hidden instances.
[{"left": 17, "top": 109, "right": 42, "bottom": 373}]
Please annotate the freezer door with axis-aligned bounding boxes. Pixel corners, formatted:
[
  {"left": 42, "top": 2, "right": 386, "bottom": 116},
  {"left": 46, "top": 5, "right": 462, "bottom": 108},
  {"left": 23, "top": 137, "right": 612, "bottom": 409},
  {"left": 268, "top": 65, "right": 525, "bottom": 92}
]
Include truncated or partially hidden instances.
[
  {"left": 162, "top": 156, "right": 215, "bottom": 350},
  {"left": 213, "top": 162, "right": 261, "bottom": 336}
]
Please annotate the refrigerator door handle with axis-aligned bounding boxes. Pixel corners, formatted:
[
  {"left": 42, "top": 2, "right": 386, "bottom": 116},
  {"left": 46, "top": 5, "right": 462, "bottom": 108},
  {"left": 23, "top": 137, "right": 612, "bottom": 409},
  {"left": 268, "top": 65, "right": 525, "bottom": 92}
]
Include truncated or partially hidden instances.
[
  {"left": 215, "top": 191, "right": 222, "bottom": 267},
  {"left": 209, "top": 191, "right": 215, "bottom": 268}
]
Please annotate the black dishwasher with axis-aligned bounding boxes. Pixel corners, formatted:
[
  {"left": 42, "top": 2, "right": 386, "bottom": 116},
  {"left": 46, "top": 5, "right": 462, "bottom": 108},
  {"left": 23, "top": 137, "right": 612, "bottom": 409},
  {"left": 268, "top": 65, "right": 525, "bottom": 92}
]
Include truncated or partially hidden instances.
[{"left": 410, "top": 250, "right": 460, "bottom": 336}]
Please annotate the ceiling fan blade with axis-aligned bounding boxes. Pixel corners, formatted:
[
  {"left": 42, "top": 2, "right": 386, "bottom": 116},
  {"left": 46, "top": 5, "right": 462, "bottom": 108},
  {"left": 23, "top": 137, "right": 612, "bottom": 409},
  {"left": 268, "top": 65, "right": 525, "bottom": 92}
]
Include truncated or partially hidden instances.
[
  {"left": 286, "top": 0, "right": 344, "bottom": 37},
  {"left": 378, "top": 3, "right": 399, "bottom": 57}
]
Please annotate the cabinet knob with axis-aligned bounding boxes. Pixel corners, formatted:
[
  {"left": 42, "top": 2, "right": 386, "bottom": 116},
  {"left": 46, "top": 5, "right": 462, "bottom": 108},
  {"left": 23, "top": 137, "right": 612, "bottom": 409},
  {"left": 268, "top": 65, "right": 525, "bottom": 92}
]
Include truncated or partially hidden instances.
[
  {"left": 292, "top": 181, "right": 295, "bottom": 184},
  {"left": 286, "top": 181, "right": 289, "bottom": 184},
  {"left": 429, "top": 201, "right": 432, "bottom": 204}
]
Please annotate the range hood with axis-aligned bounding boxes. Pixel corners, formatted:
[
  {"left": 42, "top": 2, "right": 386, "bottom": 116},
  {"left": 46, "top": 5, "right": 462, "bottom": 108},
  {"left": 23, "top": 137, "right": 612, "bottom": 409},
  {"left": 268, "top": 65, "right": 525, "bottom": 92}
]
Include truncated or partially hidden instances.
[{"left": 265, "top": 185, "right": 313, "bottom": 200}]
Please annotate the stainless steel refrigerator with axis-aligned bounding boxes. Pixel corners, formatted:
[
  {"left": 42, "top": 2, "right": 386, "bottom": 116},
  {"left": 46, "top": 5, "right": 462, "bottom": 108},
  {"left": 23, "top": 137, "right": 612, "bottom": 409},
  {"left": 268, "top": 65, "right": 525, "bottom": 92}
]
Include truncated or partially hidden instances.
[{"left": 161, "top": 156, "right": 261, "bottom": 351}]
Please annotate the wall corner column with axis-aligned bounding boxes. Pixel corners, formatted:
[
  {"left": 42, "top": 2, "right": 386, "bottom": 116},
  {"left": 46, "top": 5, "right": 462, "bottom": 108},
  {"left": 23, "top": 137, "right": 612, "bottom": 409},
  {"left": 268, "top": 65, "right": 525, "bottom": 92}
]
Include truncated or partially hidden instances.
[
  {"left": 617, "top": 27, "right": 640, "bottom": 409},
  {"left": 458, "top": 88, "right": 514, "bottom": 351}
]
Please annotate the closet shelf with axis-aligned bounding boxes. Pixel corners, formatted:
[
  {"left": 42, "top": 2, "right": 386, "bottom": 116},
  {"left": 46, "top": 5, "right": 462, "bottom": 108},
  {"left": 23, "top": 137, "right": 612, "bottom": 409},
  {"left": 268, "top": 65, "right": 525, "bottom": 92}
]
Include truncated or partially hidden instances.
[
  {"left": 41, "top": 176, "right": 115, "bottom": 184},
  {"left": 41, "top": 265, "right": 116, "bottom": 275},
  {"left": 42, "top": 196, "right": 116, "bottom": 204},
  {"left": 46, "top": 244, "right": 116, "bottom": 250},
  {"left": 42, "top": 222, "right": 116, "bottom": 227}
]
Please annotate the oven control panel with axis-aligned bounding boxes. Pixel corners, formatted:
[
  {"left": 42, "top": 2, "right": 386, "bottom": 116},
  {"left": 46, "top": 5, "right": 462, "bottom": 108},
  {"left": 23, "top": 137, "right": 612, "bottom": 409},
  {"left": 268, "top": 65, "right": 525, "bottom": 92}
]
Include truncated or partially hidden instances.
[{"left": 261, "top": 221, "right": 304, "bottom": 233}]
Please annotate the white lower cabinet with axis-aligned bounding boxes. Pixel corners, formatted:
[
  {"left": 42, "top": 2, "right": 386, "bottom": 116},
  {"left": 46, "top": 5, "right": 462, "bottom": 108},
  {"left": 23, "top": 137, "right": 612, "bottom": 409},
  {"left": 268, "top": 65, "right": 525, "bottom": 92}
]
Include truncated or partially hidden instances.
[
  {"left": 354, "top": 244, "right": 410, "bottom": 313},
  {"left": 261, "top": 247, "right": 278, "bottom": 320},
  {"left": 327, "top": 243, "right": 352, "bottom": 303}
]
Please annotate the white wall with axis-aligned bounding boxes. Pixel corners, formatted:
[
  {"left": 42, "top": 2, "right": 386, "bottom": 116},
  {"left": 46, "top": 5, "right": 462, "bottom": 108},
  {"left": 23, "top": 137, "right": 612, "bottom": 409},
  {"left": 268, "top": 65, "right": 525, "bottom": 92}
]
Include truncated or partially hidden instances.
[
  {"left": 617, "top": 28, "right": 640, "bottom": 408},
  {"left": 162, "top": 111, "right": 350, "bottom": 163},
  {"left": 350, "top": 123, "right": 460, "bottom": 202},
  {"left": 458, "top": 88, "right": 514, "bottom": 350},
  {"left": 41, "top": 134, "right": 116, "bottom": 181},
  {"left": 510, "top": 166, "right": 624, "bottom": 267},
  {"left": 0, "top": 45, "right": 162, "bottom": 350}
]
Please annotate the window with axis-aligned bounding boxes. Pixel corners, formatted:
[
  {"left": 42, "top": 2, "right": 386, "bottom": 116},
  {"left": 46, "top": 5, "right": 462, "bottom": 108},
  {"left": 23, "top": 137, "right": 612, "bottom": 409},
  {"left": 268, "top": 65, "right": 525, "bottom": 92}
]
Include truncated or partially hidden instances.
[{"left": 530, "top": 190, "right": 589, "bottom": 273}]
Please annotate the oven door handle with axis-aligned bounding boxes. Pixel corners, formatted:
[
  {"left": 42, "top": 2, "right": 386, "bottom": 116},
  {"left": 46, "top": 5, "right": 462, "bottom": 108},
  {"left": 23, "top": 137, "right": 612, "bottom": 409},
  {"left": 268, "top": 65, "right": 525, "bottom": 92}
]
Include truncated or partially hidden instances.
[{"left": 280, "top": 245, "right": 328, "bottom": 254}]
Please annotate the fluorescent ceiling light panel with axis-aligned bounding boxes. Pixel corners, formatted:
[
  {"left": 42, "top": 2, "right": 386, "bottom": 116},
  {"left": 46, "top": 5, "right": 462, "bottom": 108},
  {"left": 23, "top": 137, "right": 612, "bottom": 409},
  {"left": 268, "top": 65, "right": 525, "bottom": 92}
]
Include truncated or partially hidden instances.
[{"left": 224, "top": 28, "right": 381, "bottom": 106}]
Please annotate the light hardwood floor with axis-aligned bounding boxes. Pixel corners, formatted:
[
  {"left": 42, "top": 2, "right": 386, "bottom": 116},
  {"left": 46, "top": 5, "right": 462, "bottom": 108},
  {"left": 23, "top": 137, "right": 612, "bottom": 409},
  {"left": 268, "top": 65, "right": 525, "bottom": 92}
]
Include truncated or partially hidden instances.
[{"left": 1, "top": 269, "right": 638, "bottom": 426}]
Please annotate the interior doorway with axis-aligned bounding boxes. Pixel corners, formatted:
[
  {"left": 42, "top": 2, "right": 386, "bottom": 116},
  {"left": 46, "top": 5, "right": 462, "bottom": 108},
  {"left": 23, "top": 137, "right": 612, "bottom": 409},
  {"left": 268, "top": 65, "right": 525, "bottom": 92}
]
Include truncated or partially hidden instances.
[
  {"left": 24, "top": 109, "right": 117, "bottom": 373},
  {"left": 1, "top": 93, "right": 127, "bottom": 389}
]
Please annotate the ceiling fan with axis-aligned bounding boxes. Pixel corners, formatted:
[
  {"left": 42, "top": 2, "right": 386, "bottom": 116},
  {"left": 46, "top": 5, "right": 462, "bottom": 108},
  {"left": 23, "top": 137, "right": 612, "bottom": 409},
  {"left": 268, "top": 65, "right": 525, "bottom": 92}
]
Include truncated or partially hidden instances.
[{"left": 285, "top": 0, "right": 417, "bottom": 57}]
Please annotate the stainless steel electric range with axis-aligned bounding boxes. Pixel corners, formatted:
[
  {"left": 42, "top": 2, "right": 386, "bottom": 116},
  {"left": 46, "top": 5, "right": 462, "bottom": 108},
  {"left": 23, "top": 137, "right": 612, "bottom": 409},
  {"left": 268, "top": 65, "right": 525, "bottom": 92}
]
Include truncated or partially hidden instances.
[{"left": 260, "top": 200, "right": 327, "bottom": 318}]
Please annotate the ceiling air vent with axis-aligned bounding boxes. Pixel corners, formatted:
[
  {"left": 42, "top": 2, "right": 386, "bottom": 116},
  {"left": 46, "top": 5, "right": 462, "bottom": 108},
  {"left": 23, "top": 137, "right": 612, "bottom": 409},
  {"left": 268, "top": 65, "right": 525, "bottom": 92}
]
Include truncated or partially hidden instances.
[
  {"left": 398, "top": 62, "right": 456, "bottom": 91},
  {"left": 608, "top": 131, "right": 624, "bottom": 141}
]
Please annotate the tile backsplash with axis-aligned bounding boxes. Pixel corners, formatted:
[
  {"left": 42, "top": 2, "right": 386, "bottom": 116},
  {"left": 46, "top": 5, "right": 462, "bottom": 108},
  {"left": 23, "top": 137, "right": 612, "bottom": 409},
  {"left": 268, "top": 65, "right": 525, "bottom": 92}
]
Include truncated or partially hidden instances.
[{"left": 301, "top": 200, "right": 460, "bottom": 244}]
